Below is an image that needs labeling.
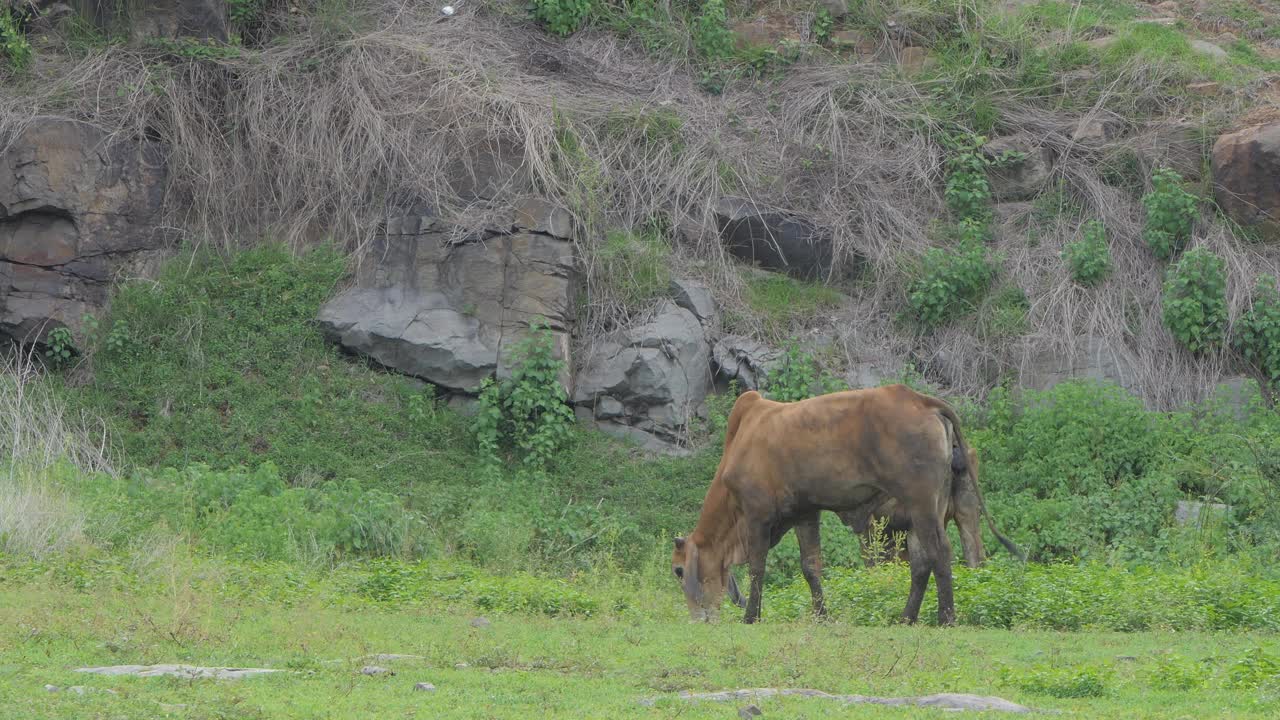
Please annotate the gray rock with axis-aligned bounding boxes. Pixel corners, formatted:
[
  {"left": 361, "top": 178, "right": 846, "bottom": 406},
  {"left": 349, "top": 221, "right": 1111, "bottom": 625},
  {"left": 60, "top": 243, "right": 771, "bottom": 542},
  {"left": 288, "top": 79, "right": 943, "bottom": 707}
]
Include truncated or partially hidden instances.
[
  {"left": 644, "top": 688, "right": 1032, "bottom": 713},
  {"left": 74, "top": 665, "right": 281, "bottom": 680},
  {"left": 317, "top": 209, "right": 577, "bottom": 393},
  {"left": 414, "top": 682, "right": 437, "bottom": 692},
  {"left": 469, "top": 617, "right": 491, "bottom": 629},
  {"left": 1, "top": 118, "right": 170, "bottom": 345},
  {"left": 361, "top": 666, "right": 395, "bottom": 676},
  {"left": 817, "top": 0, "right": 848, "bottom": 18},
  {"left": 1190, "top": 40, "right": 1228, "bottom": 60},
  {"left": 983, "top": 135, "right": 1055, "bottom": 202},
  {"left": 572, "top": 301, "right": 712, "bottom": 449},
  {"left": 712, "top": 335, "right": 783, "bottom": 390},
  {"left": 364, "top": 654, "right": 424, "bottom": 662},
  {"left": 1175, "top": 500, "right": 1231, "bottom": 527},
  {"left": 1018, "top": 336, "right": 1138, "bottom": 395},
  {"left": 514, "top": 197, "right": 575, "bottom": 240},
  {"left": 669, "top": 277, "right": 719, "bottom": 333},
  {"left": 713, "top": 197, "right": 848, "bottom": 281},
  {"left": 1071, "top": 115, "right": 1125, "bottom": 145},
  {"left": 739, "top": 704, "right": 763, "bottom": 718},
  {"left": 43, "top": 684, "right": 59, "bottom": 692}
]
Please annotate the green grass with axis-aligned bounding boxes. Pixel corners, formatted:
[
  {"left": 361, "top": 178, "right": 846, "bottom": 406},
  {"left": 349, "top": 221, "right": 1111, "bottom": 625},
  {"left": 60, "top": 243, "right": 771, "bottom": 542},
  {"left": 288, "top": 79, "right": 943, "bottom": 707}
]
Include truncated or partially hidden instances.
[
  {"left": 2, "top": 559, "right": 1279, "bottom": 719},
  {"left": 741, "top": 273, "right": 845, "bottom": 335},
  {"left": 51, "top": 244, "right": 718, "bottom": 572}
]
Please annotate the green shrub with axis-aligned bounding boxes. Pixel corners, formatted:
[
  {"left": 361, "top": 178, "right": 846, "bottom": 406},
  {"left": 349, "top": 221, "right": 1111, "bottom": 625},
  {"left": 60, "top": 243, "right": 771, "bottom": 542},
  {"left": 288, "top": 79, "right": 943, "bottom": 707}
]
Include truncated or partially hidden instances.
[
  {"left": 0, "top": 9, "right": 32, "bottom": 70},
  {"left": 907, "top": 221, "right": 998, "bottom": 328},
  {"left": 1226, "top": 646, "right": 1280, "bottom": 690},
  {"left": 762, "top": 343, "right": 846, "bottom": 403},
  {"left": 1148, "top": 654, "right": 1208, "bottom": 691},
  {"left": 943, "top": 134, "right": 994, "bottom": 223},
  {"left": 1063, "top": 219, "right": 1113, "bottom": 286},
  {"left": 474, "top": 320, "right": 576, "bottom": 473},
  {"left": 768, "top": 559, "right": 1280, "bottom": 631},
  {"left": 970, "top": 381, "right": 1178, "bottom": 561},
  {"left": 1142, "top": 167, "right": 1200, "bottom": 260},
  {"left": 1162, "top": 247, "right": 1227, "bottom": 354},
  {"left": 44, "top": 327, "right": 77, "bottom": 368},
  {"left": 1001, "top": 662, "right": 1113, "bottom": 698},
  {"left": 529, "top": 0, "right": 594, "bottom": 37},
  {"left": 1235, "top": 276, "right": 1280, "bottom": 385},
  {"left": 692, "top": 0, "right": 734, "bottom": 62}
]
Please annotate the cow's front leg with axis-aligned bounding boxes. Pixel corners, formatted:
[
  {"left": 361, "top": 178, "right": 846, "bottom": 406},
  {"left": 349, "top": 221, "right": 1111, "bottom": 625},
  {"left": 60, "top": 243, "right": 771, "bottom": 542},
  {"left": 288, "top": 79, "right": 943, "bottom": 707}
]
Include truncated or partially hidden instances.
[
  {"left": 794, "top": 515, "right": 827, "bottom": 619},
  {"left": 743, "top": 524, "right": 771, "bottom": 624}
]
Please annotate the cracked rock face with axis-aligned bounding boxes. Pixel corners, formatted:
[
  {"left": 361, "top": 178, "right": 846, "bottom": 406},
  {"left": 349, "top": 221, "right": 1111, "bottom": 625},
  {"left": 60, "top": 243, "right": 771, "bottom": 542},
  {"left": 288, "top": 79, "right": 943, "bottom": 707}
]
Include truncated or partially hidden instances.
[
  {"left": 572, "top": 298, "right": 714, "bottom": 452},
  {"left": 316, "top": 198, "right": 577, "bottom": 393},
  {"left": 1, "top": 118, "right": 170, "bottom": 344}
]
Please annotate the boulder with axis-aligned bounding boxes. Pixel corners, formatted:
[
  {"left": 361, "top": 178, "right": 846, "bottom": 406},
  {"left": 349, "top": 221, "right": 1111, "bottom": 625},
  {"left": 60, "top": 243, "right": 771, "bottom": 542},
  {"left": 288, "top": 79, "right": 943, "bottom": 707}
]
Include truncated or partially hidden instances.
[
  {"left": 713, "top": 197, "right": 844, "bottom": 281},
  {"left": 1071, "top": 115, "right": 1125, "bottom": 145},
  {"left": 712, "top": 335, "right": 783, "bottom": 390},
  {"left": 1190, "top": 40, "right": 1228, "bottom": 60},
  {"left": 317, "top": 199, "right": 577, "bottom": 393},
  {"left": 572, "top": 301, "right": 713, "bottom": 449},
  {"left": 1, "top": 118, "right": 170, "bottom": 344},
  {"left": 1212, "top": 121, "right": 1280, "bottom": 240},
  {"left": 982, "top": 135, "right": 1055, "bottom": 202},
  {"left": 1018, "top": 336, "right": 1139, "bottom": 394},
  {"left": 1175, "top": 500, "right": 1231, "bottom": 527},
  {"left": 669, "top": 277, "right": 719, "bottom": 334}
]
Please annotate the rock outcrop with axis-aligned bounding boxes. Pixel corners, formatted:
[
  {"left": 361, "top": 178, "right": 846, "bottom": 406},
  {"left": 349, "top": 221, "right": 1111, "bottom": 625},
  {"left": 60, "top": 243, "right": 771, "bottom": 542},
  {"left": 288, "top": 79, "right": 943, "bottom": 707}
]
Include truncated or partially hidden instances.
[
  {"left": 0, "top": 118, "right": 170, "bottom": 344},
  {"left": 983, "top": 134, "right": 1055, "bottom": 202},
  {"left": 1212, "top": 121, "right": 1280, "bottom": 240},
  {"left": 572, "top": 298, "right": 715, "bottom": 452},
  {"left": 713, "top": 197, "right": 841, "bottom": 281},
  {"left": 1017, "top": 336, "right": 1139, "bottom": 394},
  {"left": 317, "top": 198, "right": 577, "bottom": 393}
]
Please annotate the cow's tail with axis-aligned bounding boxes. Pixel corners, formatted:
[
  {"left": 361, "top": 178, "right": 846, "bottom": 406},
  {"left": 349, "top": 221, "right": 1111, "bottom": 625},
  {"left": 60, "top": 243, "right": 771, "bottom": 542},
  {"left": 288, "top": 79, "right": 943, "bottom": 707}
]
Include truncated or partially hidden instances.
[{"left": 936, "top": 404, "right": 1026, "bottom": 563}]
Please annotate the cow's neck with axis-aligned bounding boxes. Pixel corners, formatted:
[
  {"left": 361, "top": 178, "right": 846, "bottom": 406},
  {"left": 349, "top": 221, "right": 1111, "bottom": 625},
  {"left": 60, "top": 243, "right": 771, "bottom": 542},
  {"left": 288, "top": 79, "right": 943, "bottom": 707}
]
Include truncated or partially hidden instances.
[{"left": 690, "top": 480, "right": 747, "bottom": 568}]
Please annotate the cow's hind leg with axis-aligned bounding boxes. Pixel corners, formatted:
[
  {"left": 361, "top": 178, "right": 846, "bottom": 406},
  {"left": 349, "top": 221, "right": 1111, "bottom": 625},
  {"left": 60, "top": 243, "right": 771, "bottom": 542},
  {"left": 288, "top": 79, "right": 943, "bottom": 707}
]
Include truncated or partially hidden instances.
[
  {"left": 794, "top": 515, "right": 826, "bottom": 619},
  {"left": 909, "top": 514, "right": 956, "bottom": 626}
]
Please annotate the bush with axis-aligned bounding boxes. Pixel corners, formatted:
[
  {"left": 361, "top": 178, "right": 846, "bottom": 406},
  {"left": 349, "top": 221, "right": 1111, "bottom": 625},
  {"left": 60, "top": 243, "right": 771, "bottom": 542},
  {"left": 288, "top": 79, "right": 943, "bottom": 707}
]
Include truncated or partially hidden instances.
[
  {"left": 0, "top": 9, "right": 32, "bottom": 70},
  {"left": 529, "top": 0, "right": 594, "bottom": 37},
  {"left": 1162, "top": 248, "right": 1227, "bottom": 354},
  {"left": 1142, "top": 167, "right": 1200, "bottom": 260},
  {"left": 762, "top": 343, "right": 846, "bottom": 403},
  {"left": 596, "top": 229, "right": 672, "bottom": 310},
  {"left": 907, "top": 221, "right": 998, "bottom": 328},
  {"left": 1063, "top": 219, "right": 1113, "bottom": 286},
  {"left": 692, "top": 0, "right": 733, "bottom": 62},
  {"left": 970, "top": 381, "right": 1178, "bottom": 561},
  {"left": 943, "top": 134, "right": 994, "bottom": 223},
  {"left": 474, "top": 320, "right": 576, "bottom": 473},
  {"left": 1001, "top": 662, "right": 1113, "bottom": 698},
  {"left": 1235, "top": 276, "right": 1280, "bottom": 385}
]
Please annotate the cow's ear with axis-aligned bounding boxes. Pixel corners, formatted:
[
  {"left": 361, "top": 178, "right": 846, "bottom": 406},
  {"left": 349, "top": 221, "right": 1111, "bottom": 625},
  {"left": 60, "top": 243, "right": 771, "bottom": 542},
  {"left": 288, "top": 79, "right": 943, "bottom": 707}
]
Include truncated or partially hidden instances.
[{"left": 674, "top": 536, "right": 686, "bottom": 551}]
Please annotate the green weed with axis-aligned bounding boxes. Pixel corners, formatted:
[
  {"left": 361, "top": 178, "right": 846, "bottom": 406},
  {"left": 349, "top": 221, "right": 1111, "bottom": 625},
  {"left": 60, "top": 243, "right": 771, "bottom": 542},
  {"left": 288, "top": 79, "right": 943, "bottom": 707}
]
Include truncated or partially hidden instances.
[
  {"left": 1063, "top": 219, "right": 1113, "bottom": 287},
  {"left": 1162, "top": 247, "right": 1227, "bottom": 354}
]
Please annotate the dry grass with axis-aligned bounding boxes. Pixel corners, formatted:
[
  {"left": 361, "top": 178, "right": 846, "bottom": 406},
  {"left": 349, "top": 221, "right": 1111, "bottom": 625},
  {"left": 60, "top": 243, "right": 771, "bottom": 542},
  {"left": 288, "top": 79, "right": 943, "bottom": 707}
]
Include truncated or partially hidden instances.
[
  {"left": 0, "top": 348, "right": 112, "bottom": 557},
  {"left": 2, "top": 0, "right": 1277, "bottom": 408}
]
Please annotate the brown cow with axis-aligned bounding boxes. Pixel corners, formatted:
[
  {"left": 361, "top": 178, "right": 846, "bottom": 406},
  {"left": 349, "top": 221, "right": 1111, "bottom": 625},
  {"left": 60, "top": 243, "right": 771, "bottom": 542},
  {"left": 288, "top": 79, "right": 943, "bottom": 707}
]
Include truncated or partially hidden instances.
[
  {"left": 840, "top": 445, "right": 1023, "bottom": 569},
  {"left": 672, "top": 384, "right": 973, "bottom": 625}
]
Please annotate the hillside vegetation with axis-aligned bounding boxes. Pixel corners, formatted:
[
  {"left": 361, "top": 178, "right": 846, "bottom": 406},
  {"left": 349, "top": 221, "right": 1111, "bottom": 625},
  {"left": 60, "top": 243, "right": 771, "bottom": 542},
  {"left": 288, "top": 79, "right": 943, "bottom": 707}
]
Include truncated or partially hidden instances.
[{"left": 2, "top": 0, "right": 1280, "bottom": 717}]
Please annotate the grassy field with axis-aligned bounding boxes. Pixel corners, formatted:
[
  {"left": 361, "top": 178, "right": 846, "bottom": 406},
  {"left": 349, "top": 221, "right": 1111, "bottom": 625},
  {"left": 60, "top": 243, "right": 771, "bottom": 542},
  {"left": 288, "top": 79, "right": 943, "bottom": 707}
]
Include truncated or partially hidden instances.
[{"left": 2, "top": 569, "right": 1279, "bottom": 720}]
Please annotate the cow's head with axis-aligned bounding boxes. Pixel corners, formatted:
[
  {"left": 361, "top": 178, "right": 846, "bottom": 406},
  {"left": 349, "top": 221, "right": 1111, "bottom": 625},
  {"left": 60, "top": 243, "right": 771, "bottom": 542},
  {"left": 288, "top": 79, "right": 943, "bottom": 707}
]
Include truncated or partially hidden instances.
[{"left": 672, "top": 536, "right": 745, "bottom": 621}]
